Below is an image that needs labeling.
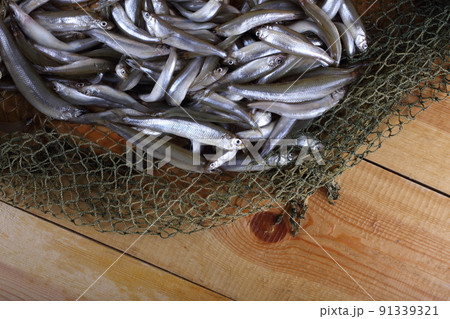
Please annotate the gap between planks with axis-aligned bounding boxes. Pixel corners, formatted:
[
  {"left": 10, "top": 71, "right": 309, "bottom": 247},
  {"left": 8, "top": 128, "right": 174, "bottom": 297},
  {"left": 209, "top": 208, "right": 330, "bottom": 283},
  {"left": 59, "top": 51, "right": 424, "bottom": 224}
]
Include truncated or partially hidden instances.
[
  {"left": 0, "top": 199, "right": 233, "bottom": 301},
  {"left": 5, "top": 159, "right": 449, "bottom": 300},
  {"left": 1, "top": 98, "right": 448, "bottom": 300},
  {"left": 0, "top": 201, "right": 230, "bottom": 301},
  {"left": 365, "top": 98, "right": 449, "bottom": 194}
]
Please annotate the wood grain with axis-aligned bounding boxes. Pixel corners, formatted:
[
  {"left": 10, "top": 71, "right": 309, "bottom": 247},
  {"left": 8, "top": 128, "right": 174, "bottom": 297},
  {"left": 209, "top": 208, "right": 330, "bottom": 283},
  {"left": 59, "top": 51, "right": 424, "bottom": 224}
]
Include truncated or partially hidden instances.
[
  {"left": 21, "top": 160, "right": 450, "bottom": 300},
  {"left": 1, "top": 96, "right": 448, "bottom": 301},
  {"left": 366, "top": 99, "right": 450, "bottom": 194},
  {"left": 0, "top": 203, "right": 228, "bottom": 301}
]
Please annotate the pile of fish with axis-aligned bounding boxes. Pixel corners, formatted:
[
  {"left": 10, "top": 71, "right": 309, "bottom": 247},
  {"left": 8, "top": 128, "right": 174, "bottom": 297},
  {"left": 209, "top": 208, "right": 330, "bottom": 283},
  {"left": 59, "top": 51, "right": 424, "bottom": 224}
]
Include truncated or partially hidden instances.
[{"left": 0, "top": 0, "right": 368, "bottom": 173}]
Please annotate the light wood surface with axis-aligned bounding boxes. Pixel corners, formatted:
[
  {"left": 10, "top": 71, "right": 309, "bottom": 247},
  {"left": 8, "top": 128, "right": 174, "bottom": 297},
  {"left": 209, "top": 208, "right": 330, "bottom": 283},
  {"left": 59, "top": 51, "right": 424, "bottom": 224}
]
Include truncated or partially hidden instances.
[
  {"left": 367, "top": 99, "right": 450, "bottom": 194},
  {"left": 0, "top": 98, "right": 448, "bottom": 300},
  {"left": 0, "top": 204, "right": 227, "bottom": 301},
  {"left": 16, "top": 160, "right": 449, "bottom": 300}
]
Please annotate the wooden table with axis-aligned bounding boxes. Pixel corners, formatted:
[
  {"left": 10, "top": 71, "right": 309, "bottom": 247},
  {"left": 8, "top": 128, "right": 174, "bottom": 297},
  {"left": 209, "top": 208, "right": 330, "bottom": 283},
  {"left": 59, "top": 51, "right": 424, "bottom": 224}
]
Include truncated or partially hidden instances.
[{"left": 0, "top": 99, "right": 448, "bottom": 301}]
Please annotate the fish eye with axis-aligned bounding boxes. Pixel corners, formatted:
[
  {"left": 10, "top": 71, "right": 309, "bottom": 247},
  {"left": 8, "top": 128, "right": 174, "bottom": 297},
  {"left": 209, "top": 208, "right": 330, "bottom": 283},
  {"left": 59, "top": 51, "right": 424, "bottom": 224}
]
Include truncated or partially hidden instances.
[
  {"left": 233, "top": 138, "right": 242, "bottom": 146},
  {"left": 121, "top": 69, "right": 127, "bottom": 75},
  {"left": 276, "top": 57, "right": 283, "bottom": 64},
  {"left": 255, "top": 31, "right": 261, "bottom": 37},
  {"left": 216, "top": 67, "right": 223, "bottom": 72},
  {"left": 227, "top": 60, "right": 234, "bottom": 65},
  {"left": 100, "top": 21, "right": 108, "bottom": 27},
  {"left": 76, "top": 82, "right": 84, "bottom": 88},
  {"left": 144, "top": 12, "right": 150, "bottom": 18}
]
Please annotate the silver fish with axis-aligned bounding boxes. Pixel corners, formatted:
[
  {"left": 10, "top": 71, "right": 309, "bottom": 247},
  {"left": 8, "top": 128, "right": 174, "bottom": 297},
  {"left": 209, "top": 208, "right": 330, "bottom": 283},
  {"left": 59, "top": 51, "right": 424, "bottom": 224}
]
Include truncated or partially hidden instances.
[
  {"left": 167, "top": 57, "right": 203, "bottom": 106},
  {"left": 225, "top": 41, "right": 282, "bottom": 65},
  {"left": 0, "top": 19, "right": 82, "bottom": 120},
  {"left": 121, "top": 117, "right": 245, "bottom": 150},
  {"left": 143, "top": 12, "right": 227, "bottom": 58},
  {"left": 213, "top": 54, "right": 286, "bottom": 87},
  {"left": 158, "top": 15, "right": 218, "bottom": 31},
  {"left": 257, "top": 55, "right": 307, "bottom": 84},
  {"left": 32, "top": 10, "right": 114, "bottom": 32},
  {"left": 85, "top": 29, "right": 170, "bottom": 60},
  {"left": 215, "top": 9, "right": 300, "bottom": 37},
  {"left": 37, "top": 58, "right": 114, "bottom": 76},
  {"left": 207, "top": 149, "right": 238, "bottom": 171},
  {"left": 10, "top": 2, "right": 99, "bottom": 52},
  {"left": 172, "top": 0, "right": 223, "bottom": 23},
  {"left": 193, "top": 90, "right": 258, "bottom": 128},
  {"left": 256, "top": 27, "right": 335, "bottom": 66},
  {"left": 32, "top": 44, "right": 89, "bottom": 64},
  {"left": 124, "top": 0, "right": 142, "bottom": 24},
  {"left": 105, "top": 122, "right": 208, "bottom": 173},
  {"left": 189, "top": 66, "right": 228, "bottom": 92},
  {"left": 117, "top": 69, "right": 144, "bottom": 91},
  {"left": 299, "top": 0, "right": 342, "bottom": 64},
  {"left": 81, "top": 84, "right": 150, "bottom": 112},
  {"left": 52, "top": 81, "right": 129, "bottom": 108},
  {"left": 221, "top": 153, "right": 295, "bottom": 172},
  {"left": 229, "top": 72, "right": 357, "bottom": 103},
  {"left": 259, "top": 116, "right": 298, "bottom": 157},
  {"left": 237, "top": 122, "right": 275, "bottom": 141},
  {"left": 111, "top": 3, "right": 160, "bottom": 43},
  {"left": 139, "top": 47, "right": 178, "bottom": 102},
  {"left": 20, "top": 0, "right": 50, "bottom": 14},
  {"left": 321, "top": 0, "right": 343, "bottom": 19},
  {"left": 335, "top": 22, "right": 356, "bottom": 58},
  {"left": 152, "top": 0, "right": 170, "bottom": 15},
  {"left": 339, "top": 0, "right": 368, "bottom": 52},
  {"left": 248, "top": 88, "right": 346, "bottom": 120}
]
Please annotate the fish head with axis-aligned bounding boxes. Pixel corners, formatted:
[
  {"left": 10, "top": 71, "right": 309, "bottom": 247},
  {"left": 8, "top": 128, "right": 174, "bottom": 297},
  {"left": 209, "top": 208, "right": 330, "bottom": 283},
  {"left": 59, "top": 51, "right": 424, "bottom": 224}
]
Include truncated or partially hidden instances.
[
  {"left": 223, "top": 57, "right": 236, "bottom": 66},
  {"left": 208, "top": 161, "right": 220, "bottom": 171},
  {"left": 80, "top": 86, "right": 98, "bottom": 96},
  {"left": 115, "top": 64, "right": 129, "bottom": 79},
  {"left": 268, "top": 54, "right": 286, "bottom": 67},
  {"left": 142, "top": 11, "right": 157, "bottom": 25},
  {"left": 355, "top": 34, "right": 368, "bottom": 52},
  {"left": 74, "top": 81, "right": 87, "bottom": 89},
  {"left": 331, "top": 88, "right": 347, "bottom": 100},
  {"left": 51, "top": 81, "right": 65, "bottom": 93},
  {"left": 227, "top": 137, "right": 245, "bottom": 150},
  {"left": 286, "top": 152, "right": 296, "bottom": 162},
  {"left": 94, "top": 19, "right": 115, "bottom": 31},
  {"left": 255, "top": 27, "right": 269, "bottom": 40},
  {"left": 213, "top": 67, "right": 228, "bottom": 79}
]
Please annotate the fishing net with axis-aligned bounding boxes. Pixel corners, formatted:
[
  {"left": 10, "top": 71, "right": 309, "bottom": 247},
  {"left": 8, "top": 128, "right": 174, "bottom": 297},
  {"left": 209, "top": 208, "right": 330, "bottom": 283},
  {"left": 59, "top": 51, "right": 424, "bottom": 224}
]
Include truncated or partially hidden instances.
[{"left": 0, "top": 0, "right": 448, "bottom": 237}]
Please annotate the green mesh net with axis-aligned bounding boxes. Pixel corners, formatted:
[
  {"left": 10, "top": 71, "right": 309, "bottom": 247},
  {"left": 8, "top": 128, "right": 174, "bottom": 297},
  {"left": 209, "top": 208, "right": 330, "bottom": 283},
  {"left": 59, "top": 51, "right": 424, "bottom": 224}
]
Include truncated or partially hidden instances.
[{"left": 0, "top": 0, "right": 448, "bottom": 237}]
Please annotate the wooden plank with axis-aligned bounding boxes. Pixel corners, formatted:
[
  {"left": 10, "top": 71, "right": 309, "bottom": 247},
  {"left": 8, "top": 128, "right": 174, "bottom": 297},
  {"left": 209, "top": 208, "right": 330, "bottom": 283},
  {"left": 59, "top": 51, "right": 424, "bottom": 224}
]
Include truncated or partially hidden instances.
[
  {"left": 366, "top": 98, "right": 450, "bottom": 194},
  {"left": 22, "top": 161, "right": 450, "bottom": 300},
  {"left": 0, "top": 203, "right": 228, "bottom": 301}
]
